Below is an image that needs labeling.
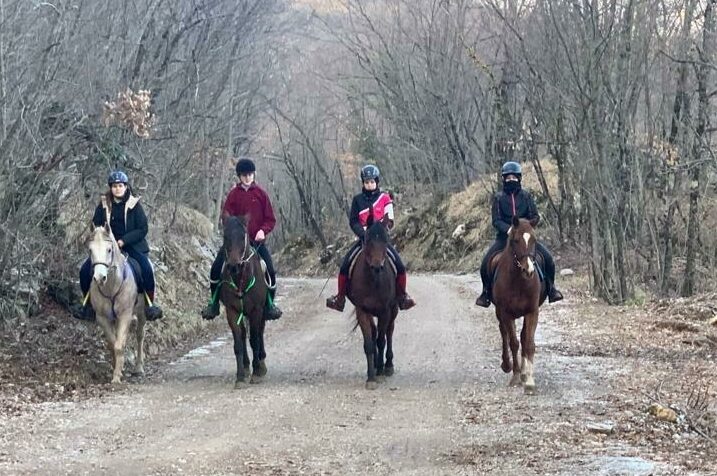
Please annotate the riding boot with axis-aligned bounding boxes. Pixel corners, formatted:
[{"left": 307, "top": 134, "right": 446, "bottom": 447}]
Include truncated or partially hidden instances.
[
  {"left": 264, "top": 288, "right": 283, "bottom": 320},
  {"left": 143, "top": 291, "right": 164, "bottom": 321},
  {"left": 70, "top": 294, "right": 96, "bottom": 321},
  {"left": 475, "top": 288, "right": 492, "bottom": 308},
  {"left": 547, "top": 281, "right": 564, "bottom": 303},
  {"left": 326, "top": 274, "right": 348, "bottom": 312},
  {"left": 396, "top": 273, "right": 416, "bottom": 310},
  {"left": 201, "top": 279, "right": 221, "bottom": 320}
]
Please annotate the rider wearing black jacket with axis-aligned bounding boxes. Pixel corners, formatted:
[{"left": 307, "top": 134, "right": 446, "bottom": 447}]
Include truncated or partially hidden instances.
[{"left": 475, "top": 161, "right": 564, "bottom": 307}]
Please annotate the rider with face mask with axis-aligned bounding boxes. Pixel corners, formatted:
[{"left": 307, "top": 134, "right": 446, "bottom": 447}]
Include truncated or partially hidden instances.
[
  {"left": 326, "top": 164, "right": 416, "bottom": 312},
  {"left": 475, "top": 161, "right": 564, "bottom": 307},
  {"left": 71, "top": 170, "right": 164, "bottom": 321}
]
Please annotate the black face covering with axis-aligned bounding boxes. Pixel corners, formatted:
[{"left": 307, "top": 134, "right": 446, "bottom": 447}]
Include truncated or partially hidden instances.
[{"left": 503, "top": 180, "right": 521, "bottom": 194}]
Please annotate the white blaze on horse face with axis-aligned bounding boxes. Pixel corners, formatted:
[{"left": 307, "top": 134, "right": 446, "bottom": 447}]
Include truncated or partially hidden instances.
[
  {"left": 523, "top": 233, "right": 535, "bottom": 274},
  {"left": 89, "top": 230, "right": 111, "bottom": 282}
]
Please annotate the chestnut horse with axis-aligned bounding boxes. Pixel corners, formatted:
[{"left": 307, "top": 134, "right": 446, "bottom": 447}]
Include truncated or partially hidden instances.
[
  {"left": 218, "top": 216, "right": 269, "bottom": 389},
  {"left": 489, "top": 216, "right": 547, "bottom": 395},
  {"left": 348, "top": 219, "right": 398, "bottom": 390}
]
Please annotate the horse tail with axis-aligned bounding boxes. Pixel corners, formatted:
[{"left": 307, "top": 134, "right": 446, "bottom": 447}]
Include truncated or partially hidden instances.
[{"left": 350, "top": 307, "right": 359, "bottom": 333}]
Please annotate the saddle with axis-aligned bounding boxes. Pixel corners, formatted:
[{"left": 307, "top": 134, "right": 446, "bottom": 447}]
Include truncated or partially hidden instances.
[
  {"left": 347, "top": 246, "right": 398, "bottom": 279},
  {"left": 488, "top": 249, "right": 546, "bottom": 283},
  {"left": 220, "top": 250, "right": 275, "bottom": 291}
]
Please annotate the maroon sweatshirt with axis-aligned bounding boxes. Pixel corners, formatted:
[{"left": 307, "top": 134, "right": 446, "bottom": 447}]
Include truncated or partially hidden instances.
[{"left": 221, "top": 182, "right": 276, "bottom": 239}]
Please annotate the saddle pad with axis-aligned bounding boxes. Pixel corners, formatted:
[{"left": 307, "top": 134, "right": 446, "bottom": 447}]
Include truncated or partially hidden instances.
[{"left": 125, "top": 256, "right": 144, "bottom": 291}]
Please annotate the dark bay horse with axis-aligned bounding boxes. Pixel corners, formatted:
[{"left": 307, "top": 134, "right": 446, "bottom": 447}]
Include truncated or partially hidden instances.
[
  {"left": 347, "top": 219, "right": 398, "bottom": 390},
  {"left": 489, "top": 216, "right": 547, "bottom": 395},
  {"left": 218, "top": 216, "right": 269, "bottom": 389}
]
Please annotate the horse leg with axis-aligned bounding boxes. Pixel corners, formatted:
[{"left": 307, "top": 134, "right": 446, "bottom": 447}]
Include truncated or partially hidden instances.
[
  {"left": 521, "top": 311, "right": 538, "bottom": 395},
  {"left": 384, "top": 307, "right": 397, "bottom": 376},
  {"left": 508, "top": 319, "right": 522, "bottom": 387},
  {"left": 133, "top": 309, "right": 146, "bottom": 376},
  {"left": 229, "top": 312, "right": 249, "bottom": 389},
  {"left": 111, "top": 315, "right": 131, "bottom": 384},
  {"left": 250, "top": 314, "right": 267, "bottom": 383},
  {"left": 375, "top": 312, "right": 389, "bottom": 380},
  {"left": 496, "top": 309, "right": 511, "bottom": 374},
  {"left": 357, "top": 310, "right": 378, "bottom": 389}
]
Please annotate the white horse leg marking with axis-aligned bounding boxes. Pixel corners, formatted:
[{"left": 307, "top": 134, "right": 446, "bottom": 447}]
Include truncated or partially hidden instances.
[{"left": 523, "top": 357, "right": 535, "bottom": 388}]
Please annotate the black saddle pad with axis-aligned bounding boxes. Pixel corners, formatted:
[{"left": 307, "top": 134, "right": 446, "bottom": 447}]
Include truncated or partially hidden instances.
[{"left": 125, "top": 256, "right": 144, "bottom": 292}]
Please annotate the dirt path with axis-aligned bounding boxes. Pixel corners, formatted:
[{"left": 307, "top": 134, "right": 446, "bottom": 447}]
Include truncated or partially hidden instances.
[{"left": 0, "top": 276, "right": 708, "bottom": 475}]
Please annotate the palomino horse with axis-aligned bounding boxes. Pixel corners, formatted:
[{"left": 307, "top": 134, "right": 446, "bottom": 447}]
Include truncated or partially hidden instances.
[
  {"left": 217, "top": 216, "right": 269, "bottom": 389},
  {"left": 348, "top": 219, "right": 398, "bottom": 390},
  {"left": 489, "top": 216, "right": 547, "bottom": 395},
  {"left": 88, "top": 225, "right": 146, "bottom": 383}
]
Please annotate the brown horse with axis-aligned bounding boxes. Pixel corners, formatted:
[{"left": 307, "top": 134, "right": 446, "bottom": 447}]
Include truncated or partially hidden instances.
[
  {"left": 489, "top": 216, "right": 547, "bottom": 395},
  {"left": 347, "top": 219, "right": 399, "bottom": 390},
  {"left": 218, "top": 216, "right": 269, "bottom": 389}
]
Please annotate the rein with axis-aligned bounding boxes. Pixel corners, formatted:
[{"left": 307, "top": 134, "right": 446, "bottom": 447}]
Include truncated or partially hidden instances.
[
  {"left": 209, "top": 229, "right": 258, "bottom": 325},
  {"left": 91, "top": 236, "right": 132, "bottom": 321}
]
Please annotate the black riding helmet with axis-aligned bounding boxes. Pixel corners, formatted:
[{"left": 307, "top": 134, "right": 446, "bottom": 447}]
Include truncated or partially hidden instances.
[
  {"left": 236, "top": 158, "right": 256, "bottom": 176},
  {"left": 501, "top": 161, "right": 522, "bottom": 180},
  {"left": 107, "top": 170, "right": 129, "bottom": 186},
  {"left": 360, "top": 164, "right": 380, "bottom": 183}
]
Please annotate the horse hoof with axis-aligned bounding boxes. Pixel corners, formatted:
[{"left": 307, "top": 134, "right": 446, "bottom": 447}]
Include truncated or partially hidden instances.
[
  {"left": 384, "top": 366, "right": 394, "bottom": 377},
  {"left": 524, "top": 385, "right": 537, "bottom": 395},
  {"left": 234, "top": 379, "right": 249, "bottom": 390},
  {"left": 501, "top": 361, "right": 512, "bottom": 373},
  {"left": 254, "top": 360, "right": 267, "bottom": 377},
  {"left": 250, "top": 375, "right": 263, "bottom": 385},
  {"left": 365, "top": 380, "right": 379, "bottom": 390},
  {"left": 509, "top": 375, "right": 522, "bottom": 387},
  {"left": 376, "top": 375, "right": 386, "bottom": 383}
]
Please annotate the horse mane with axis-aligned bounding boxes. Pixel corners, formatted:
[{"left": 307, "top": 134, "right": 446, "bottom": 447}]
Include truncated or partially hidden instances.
[
  {"left": 365, "top": 220, "right": 389, "bottom": 244},
  {"left": 224, "top": 215, "right": 248, "bottom": 240}
]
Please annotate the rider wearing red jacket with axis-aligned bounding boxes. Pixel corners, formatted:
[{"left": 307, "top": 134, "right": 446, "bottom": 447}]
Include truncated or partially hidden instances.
[
  {"left": 326, "top": 164, "right": 416, "bottom": 312},
  {"left": 201, "top": 158, "right": 282, "bottom": 320}
]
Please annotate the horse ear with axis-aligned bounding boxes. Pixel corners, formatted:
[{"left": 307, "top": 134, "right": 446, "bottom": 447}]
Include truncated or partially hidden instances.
[
  {"left": 529, "top": 217, "right": 539, "bottom": 228},
  {"left": 366, "top": 213, "right": 374, "bottom": 227},
  {"left": 512, "top": 215, "right": 520, "bottom": 227}
]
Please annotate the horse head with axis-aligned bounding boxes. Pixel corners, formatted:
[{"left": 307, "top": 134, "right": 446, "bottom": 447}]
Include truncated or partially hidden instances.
[
  {"left": 88, "top": 224, "right": 121, "bottom": 285},
  {"left": 508, "top": 215, "right": 538, "bottom": 279},
  {"left": 223, "top": 215, "right": 250, "bottom": 274},
  {"left": 363, "top": 217, "right": 390, "bottom": 273}
]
